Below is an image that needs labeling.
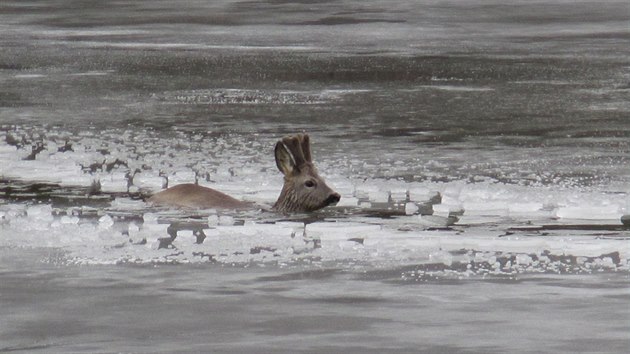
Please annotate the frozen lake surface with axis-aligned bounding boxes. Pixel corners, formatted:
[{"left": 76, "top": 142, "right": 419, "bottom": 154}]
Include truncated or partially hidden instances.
[{"left": 1, "top": 0, "right": 629, "bottom": 352}]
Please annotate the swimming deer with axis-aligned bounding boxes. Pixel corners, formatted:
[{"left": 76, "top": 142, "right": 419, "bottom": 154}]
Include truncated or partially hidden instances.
[{"left": 148, "top": 133, "right": 340, "bottom": 213}]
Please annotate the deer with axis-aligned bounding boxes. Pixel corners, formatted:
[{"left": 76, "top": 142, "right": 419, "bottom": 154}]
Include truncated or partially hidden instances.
[{"left": 148, "top": 133, "right": 341, "bottom": 213}]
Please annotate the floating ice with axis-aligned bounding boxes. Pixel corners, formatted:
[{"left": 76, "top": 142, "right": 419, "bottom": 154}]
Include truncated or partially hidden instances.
[
  {"left": 462, "top": 201, "right": 509, "bottom": 217},
  {"left": 405, "top": 202, "right": 419, "bottom": 215},
  {"left": 60, "top": 215, "right": 79, "bottom": 224},
  {"left": 14, "top": 74, "right": 47, "bottom": 79},
  {"left": 218, "top": 215, "right": 235, "bottom": 226},
  {"left": 168, "top": 170, "right": 197, "bottom": 185},
  {"left": 0, "top": 129, "right": 628, "bottom": 274},
  {"left": 369, "top": 190, "right": 390, "bottom": 204},
  {"left": 98, "top": 215, "right": 114, "bottom": 229},
  {"left": 336, "top": 196, "right": 359, "bottom": 207},
  {"left": 207, "top": 214, "right": 219, "bottom": 226},
  {"left": 134, "top": 174, "right": 166, "bottom": 191},
  {"left": 417, "top": 85, "right": 495, "bottom": 92},
  {"left": 99, "top": 173, "right": 128, "bottom": 193},
  {"left": 555, "top": 205, "right": 622, "bottom": 221}
]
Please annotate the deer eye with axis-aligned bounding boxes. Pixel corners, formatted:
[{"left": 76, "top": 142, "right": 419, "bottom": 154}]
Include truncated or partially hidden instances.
[{"left": 304, "top": 180, "right": 316, "bottom": 188}]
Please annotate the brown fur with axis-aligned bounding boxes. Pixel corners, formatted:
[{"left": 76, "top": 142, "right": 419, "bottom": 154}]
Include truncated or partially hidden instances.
[
  {"left": 148, "top": 183, "right": 251, "bottom": 209},
  {"left": 149, "top": 133, "right": 340, "bottom": 213}
]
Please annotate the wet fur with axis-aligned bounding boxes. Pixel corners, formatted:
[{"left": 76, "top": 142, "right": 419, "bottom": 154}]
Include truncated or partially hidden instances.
[
  {"left": 148, "top": 183, "right": 250, "bottom": 209},
  {"left": 149, "top": 133, "right": 339, "bottom": 213}
]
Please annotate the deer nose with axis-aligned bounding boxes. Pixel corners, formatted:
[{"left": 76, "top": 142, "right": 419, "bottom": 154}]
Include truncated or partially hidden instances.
[{"left": 325, "top": 192, "right": 341, "bottom": 206}]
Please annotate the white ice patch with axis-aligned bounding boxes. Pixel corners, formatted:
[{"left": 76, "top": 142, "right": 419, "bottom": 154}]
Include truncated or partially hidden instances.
[
  {"left": 415, "top": 85, "right": 495, "bottom": 92},
  {"left": 0, "top": 130, "right": 628, "bottom": 274},
  {"left": 14, "top": 74, "right": 47, "bottom": 79},
  {"left": 555, "top": 205, "right": 623, "bottom": 221},
  {"left": 69, "top": 71, "right": 113, "bottom": 76},
  {"left": 1, "top": 200, "right": 628, "bottom": 275}
]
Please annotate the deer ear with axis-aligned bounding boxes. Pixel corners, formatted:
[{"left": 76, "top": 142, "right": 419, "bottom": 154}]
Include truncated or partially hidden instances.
[
  {"left": 275, "top": 141, "right": 297, "bottom": 176},
  {"left": 301, "top": 134, "right": 312, "bottom": 162}
]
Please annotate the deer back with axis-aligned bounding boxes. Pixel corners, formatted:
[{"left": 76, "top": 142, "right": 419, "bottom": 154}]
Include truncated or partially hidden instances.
[{"left": 148, "top": 183, "right": 250, "bottom": 209}]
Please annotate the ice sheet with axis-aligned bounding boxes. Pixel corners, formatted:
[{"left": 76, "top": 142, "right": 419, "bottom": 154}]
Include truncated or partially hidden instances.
[{"left": 1, "top": 129, "right": 627, "bottom": 273}]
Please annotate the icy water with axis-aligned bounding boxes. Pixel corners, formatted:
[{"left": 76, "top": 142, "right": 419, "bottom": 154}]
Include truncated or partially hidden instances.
[{"left": 1, "top": 0, "right": 629, "bottom": 353}]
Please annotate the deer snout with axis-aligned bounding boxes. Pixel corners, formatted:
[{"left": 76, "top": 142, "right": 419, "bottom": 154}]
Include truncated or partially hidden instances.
[{"left": 324, "top": 192, "right": 341, "bottom": 207}]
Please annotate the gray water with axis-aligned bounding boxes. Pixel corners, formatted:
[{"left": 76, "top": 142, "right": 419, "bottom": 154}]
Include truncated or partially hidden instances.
[
  {"left": 1, "top": 248, "right": 628, "bottom": 354},
  {"left": 1, "top": 1, "right": 629, "bottom": 353}
]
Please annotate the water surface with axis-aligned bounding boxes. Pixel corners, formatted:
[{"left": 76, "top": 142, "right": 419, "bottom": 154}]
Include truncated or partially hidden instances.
[{"left": 1, "top": 0, "right": 629, "bottom": 352}]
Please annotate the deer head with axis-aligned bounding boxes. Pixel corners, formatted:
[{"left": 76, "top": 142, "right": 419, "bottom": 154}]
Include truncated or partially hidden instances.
[{"left": 273, "top": 134, "right": 340, "bottom": 213}]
